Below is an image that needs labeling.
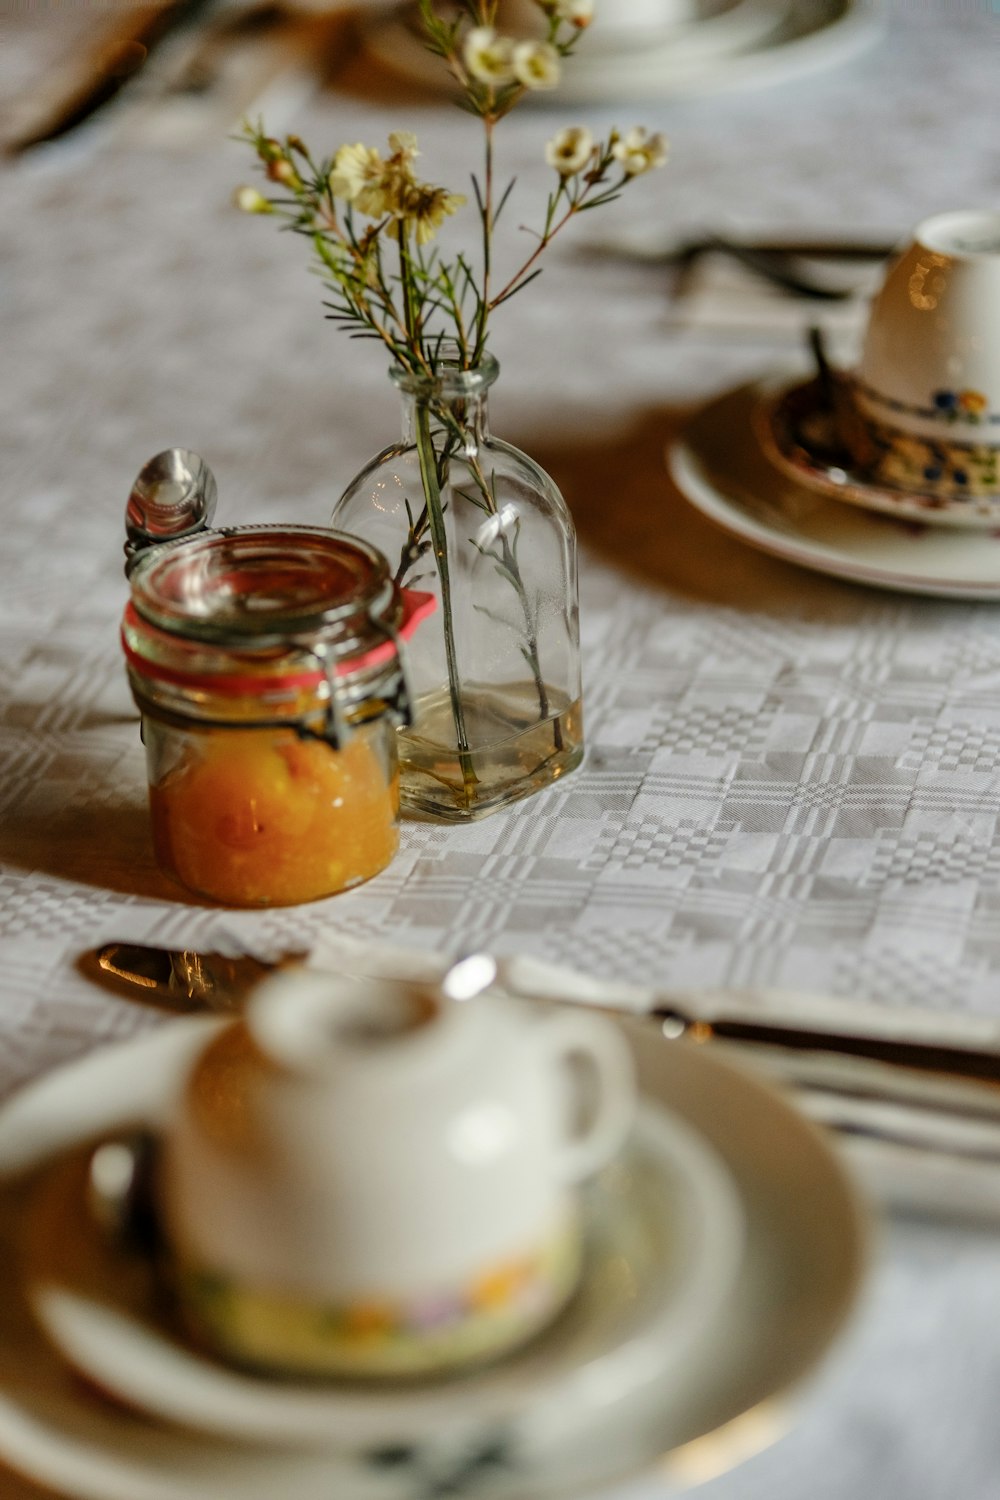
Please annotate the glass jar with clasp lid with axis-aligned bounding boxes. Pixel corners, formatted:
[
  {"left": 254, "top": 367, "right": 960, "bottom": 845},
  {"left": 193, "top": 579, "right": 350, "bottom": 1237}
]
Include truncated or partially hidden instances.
[{"left": 121, "top": 524, "right": 433, "bottom": 907}]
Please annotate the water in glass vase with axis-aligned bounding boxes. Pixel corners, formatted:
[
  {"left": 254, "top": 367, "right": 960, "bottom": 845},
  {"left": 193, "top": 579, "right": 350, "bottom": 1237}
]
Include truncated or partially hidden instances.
[{"left": 400, "top": 684, "right": 584, "bottom": 822}]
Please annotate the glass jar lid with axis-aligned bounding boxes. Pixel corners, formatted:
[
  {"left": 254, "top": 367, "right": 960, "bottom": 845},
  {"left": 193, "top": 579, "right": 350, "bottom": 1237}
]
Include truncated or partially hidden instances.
[{"left": 127, "top": 526, "right": 399, "bottom": 651}]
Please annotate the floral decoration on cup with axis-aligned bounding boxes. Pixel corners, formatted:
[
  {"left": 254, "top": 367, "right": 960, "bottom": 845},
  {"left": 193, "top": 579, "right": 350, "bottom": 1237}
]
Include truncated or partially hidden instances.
[{"left": 932, "top": 389, "right": 991, "bottom": 422}]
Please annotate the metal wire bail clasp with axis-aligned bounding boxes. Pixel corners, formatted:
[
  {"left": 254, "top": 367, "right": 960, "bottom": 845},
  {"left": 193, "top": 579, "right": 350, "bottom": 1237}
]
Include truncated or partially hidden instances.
[
  {"left": 371, "top": 614, "right": 417, "bottom": 732},
  {"left": 297, "top": 642, "right": 353, "bottom": 750},
  {"left": 294, "top": 601, "right": 417, "bottom": 751}
]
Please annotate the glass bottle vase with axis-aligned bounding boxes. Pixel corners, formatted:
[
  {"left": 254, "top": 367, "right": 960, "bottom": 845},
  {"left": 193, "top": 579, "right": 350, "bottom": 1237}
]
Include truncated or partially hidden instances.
[{"left": 332, "top": 353, "right": 583, "bottom": 822}]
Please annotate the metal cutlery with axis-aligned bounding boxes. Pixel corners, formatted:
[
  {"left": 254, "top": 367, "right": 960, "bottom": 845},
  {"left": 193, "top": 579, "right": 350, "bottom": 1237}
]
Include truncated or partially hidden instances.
[
  {"left": 85, "top": 942, "right": 303, "bottom": 1012},
  {"left": 84, "top": 942, "right": 1000, "bottom": 1216},
  {"left": 124, "top": 448, "right": 218, "bottom": 568},
  {"left": 581, "top": 231, "right": 896, "bottom": 301},
  {"left": 587, "top": 232, "right": 898, "bottom": 263},
  {"left": 89, "top": 940, "right": 1000, "bottom": 1100},
  {"left": 689, "top": 235, "right": 872, "bottom": 302}
]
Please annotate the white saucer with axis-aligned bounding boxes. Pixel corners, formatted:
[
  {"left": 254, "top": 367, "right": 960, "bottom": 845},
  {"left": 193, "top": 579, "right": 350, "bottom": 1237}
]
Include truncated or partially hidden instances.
[
  {"left": 24, "top": 1101, "right": 745, "bottom": 1450},
  {"left": 670, "top": 377, "right": 1000, "bottom": 599},
  {"left": 362, "top": 0, "right": 883, "bottom": 104},
  {"left": 0, "top": 1016, "right": 869, "bottom": 1500},
  {"left": 371, "top": 0, "right": 783, "bottom": 78},
  {"left": 759, "top": 374, "right": 1000, "bottom": 530}
]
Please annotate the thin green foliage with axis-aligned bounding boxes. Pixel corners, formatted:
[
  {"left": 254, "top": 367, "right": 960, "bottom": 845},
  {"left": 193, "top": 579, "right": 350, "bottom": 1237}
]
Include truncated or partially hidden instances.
[{"left": 235, "top": 2, "right": 666, "bottom": 375}]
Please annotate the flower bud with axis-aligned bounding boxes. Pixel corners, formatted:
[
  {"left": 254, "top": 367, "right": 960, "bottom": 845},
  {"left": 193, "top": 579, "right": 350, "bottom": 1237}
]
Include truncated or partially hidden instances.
[
  {"left": 267, "top": 158, "right": 302, "bottom": 189},
  {"left": 233, "top": 186, "right": 273, "bottom": 214}
]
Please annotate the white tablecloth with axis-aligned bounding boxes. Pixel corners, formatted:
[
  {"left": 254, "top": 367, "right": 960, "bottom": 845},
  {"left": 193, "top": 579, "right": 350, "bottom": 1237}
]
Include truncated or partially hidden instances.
[{"left": 3, "top": 3, "right": 1000, "bottom": 1497}]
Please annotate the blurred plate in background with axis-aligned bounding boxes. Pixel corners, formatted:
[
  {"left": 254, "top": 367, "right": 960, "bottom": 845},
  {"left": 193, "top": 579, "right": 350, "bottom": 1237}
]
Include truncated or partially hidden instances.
[{"left": 362, "top": 0, "right": 884, "bottom": 103}]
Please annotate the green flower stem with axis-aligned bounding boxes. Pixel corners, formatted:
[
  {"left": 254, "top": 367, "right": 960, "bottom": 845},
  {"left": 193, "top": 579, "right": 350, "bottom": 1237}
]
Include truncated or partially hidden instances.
[
  {"left": 474, "top": 118, "right": 495, "bottom": 364},
  {"left": 414, "top": 401, "right": 478, "bottom": 801},
  {"left": 397, "top": 222, "right": 477, "bottom": 801},
  {"left": 393, "top": 382, "right": 563, "bottom": 760}
]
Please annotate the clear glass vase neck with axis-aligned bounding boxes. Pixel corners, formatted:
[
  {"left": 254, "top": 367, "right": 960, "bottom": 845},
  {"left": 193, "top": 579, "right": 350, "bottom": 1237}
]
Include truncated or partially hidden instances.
[{"left": 390, "top": 352, "right": 498, "bottom": 449}]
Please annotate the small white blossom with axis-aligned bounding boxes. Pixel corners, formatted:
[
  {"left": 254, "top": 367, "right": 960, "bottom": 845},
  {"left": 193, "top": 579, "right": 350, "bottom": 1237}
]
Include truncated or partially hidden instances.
[
  {"left": 329, "top": 142, "right": 389, "bottom": 215},
  {"left": 387, "top": 130, "right": 419, "bottom": 163},
  {"left": 513, "top": 39, "right": 561, "bottom": 90},
  {"left": 611, "top": 126, "right": 668, "bottom": 177},
  {"left": 463, "top": 25, "right": 517, "bottom": 85},
  {"left": 545, "top": 125, "right": 594, "bottom": 176}
]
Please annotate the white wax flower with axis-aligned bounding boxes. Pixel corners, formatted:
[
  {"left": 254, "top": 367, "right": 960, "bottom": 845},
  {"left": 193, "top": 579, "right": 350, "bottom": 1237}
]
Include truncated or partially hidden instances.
[
  {"left": 329, "top": 142, "right": 388, "bottom": 214},
  {"left": 464, "top": 26, "right": 517, "bottom": 85},
  {"left": 545, "top": 126, "right": 595, "bottom": 176},
  {"left": 387, "top": 130, "right": 419, "bottom": 163},
  {"left": 611, "top": 127, "right": 668, "bottom": 176},
  {"left": 513, "top": 39, "right": 561, "bottom": 90}
]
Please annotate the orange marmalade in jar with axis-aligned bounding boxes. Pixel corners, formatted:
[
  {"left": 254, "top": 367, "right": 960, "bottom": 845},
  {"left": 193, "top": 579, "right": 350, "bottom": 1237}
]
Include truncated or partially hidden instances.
[{"left": 122, "top": 528, "right": 432, "bottom": 906}]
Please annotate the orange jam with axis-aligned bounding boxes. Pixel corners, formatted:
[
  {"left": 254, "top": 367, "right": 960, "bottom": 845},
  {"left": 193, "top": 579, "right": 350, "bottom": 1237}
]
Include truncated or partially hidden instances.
[
  {"left": 123, "top": 527, "right": 431, "bottom": 908},
  {"left": 148, "top": 723, "right": 399, "bottom": 907}
]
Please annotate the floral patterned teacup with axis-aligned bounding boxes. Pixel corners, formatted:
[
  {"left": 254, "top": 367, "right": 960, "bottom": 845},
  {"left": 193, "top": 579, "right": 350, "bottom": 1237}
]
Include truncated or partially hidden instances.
[
  {"left": 157, "top": 968, "right": 636, "bottom": 1379},
  {"left": 851, "top": 210, "right": 1000, "bottom": 505}
]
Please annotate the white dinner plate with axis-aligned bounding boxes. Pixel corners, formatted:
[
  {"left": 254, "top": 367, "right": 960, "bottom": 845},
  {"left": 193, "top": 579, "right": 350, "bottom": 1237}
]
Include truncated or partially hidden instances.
[
  {"left": 670, "top": 377, "right": 1000, "bottom": 599},
  {"left": 24, "top": 1100, "right": 745, "bottom": 1449},
  {"left": 0, "top": 1016, "right": 869, "bottom": 1500},
  {"left": 362, "top": 0, "right": 884, "bottom": 104}
]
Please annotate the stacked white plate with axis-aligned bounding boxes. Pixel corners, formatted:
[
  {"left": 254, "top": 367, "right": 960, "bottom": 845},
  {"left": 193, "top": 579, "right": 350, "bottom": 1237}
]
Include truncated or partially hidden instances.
[{"left": 0, "top": 1014, "right": 868, "bottom": 1500}]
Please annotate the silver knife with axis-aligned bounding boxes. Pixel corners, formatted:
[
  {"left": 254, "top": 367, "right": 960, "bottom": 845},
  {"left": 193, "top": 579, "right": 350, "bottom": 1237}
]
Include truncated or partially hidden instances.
[
  {"left": 85, "top": 942, "right": 1000, "bottom": 1219},
  {"left": 581, "top": 229, "right": 898, "bottom": 265},
  {"left": 578, "top": 230, "right": 897, "bottom": 302},
  {"left": 85, "top": 942, "right": 304, "bottom": 1012},
  {"left": 88, "top": 942, "right": 1000, "bottom": 1101}
]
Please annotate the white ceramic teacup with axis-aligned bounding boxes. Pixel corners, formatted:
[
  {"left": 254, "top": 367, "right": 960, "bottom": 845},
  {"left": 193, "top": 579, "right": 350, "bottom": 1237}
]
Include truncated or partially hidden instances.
[
  {"left": 157, "top": 970, "right": 637, "bottom": 1379},
  {"left": 851, "top": 209, "right": 1000, "bottom": 507}
]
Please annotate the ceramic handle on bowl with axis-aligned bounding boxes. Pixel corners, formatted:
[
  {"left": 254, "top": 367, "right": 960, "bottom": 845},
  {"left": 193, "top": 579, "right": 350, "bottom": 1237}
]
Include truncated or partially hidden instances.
[{"left": 538, "top": 1010, "right": 637, "bottom": 1184}]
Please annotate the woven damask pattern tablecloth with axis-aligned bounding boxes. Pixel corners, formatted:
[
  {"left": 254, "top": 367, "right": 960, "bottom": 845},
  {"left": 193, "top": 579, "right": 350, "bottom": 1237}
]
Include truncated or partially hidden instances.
[
  {"left": 3, "top": 5, "right": 1000, "bottom": 1498},
  {"left": 4, "top": 6, "right": 1000, "bottom": 1056}
]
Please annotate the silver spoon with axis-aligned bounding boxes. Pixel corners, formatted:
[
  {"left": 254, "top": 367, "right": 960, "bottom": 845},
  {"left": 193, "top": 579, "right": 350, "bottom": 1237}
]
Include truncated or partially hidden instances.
[{"left": 124, "top": 447, "right": 218, "bottom": 569}]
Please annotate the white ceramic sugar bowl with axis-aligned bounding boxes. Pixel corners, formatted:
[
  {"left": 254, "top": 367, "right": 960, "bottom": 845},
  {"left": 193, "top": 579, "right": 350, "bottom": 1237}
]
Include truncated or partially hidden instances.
[{"left": 158, "top": 969, "right": 636, "bottom": 1378}]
